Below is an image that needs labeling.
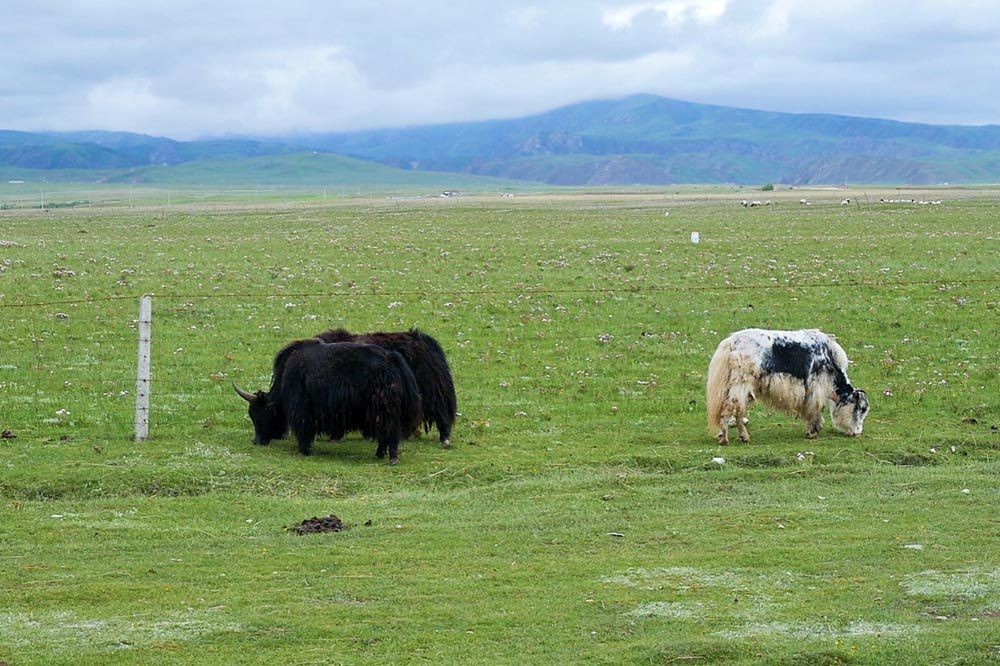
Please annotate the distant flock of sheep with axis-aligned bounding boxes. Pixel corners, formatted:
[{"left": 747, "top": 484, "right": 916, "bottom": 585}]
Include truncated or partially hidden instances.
[{"left": 742, "top": 197, "right": 943, "bottom": 206}]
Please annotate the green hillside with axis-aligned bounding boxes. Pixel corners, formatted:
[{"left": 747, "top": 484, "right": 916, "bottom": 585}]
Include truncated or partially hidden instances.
[
  {"left": 299, "top": 94, "right": 1000, "bottom": 185},
  {"left": 0, "top": 152, "right": 529, "bottom": 191},
  {"left": 3, "top": 95, "right": 998, "bottom": 185}
]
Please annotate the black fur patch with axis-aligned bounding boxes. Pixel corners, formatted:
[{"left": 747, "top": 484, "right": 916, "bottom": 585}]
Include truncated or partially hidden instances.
[
  {"left": 762, "top": 337, "right": 852, "bottom": 397},
  {"left": 762, "top": 338, "right": 827, "bottom": 381}
]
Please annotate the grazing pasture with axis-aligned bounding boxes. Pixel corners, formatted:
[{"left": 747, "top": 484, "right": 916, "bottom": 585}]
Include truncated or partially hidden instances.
[{"left": 0, "top": 188, "right": 997, "bottom": 664}]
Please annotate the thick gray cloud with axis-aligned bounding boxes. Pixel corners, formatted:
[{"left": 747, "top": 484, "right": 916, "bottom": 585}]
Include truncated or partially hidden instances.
[{"left": 0, "top": 0, "right": 997, "bottom": 138}]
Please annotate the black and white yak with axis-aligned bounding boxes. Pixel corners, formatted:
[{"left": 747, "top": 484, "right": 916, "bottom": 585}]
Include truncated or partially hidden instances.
[
  {"left": 706, "top": 328, "right": 869, "bottom": 445},
  {"left": 234, "top": 339, "right": 422, "bottom": 464},
  {"left": 316, "top": 328, "right": 457, "bottom": 448}
]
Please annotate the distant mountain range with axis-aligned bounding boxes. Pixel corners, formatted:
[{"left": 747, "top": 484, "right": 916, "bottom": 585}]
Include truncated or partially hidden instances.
[{"left": 3, "top": 94, "right": 999, "bottom": 185}]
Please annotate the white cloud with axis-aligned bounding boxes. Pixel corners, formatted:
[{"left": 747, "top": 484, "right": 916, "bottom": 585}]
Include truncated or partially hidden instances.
[
  {"left": 602, "top": 0, "right": 728, "bottom": 30},
  {"left": 0, "top": 0, "right": 997, "bottom": 137}
]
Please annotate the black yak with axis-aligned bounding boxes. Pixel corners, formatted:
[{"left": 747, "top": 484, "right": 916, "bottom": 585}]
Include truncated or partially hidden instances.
[
  {"left": 707, "top": 328, "right": 869, "bottom": 445},
  {"left": 234, "top": 339, "right": 422, "bottom": 464},
  {"left": 316, "top": 328, "right": 457, "bottom": 448}
]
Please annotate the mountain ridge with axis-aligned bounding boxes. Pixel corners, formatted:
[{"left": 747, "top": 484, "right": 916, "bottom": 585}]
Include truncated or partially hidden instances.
[{"left": 2, "top": 94, "right": 998, "bottom": 185}]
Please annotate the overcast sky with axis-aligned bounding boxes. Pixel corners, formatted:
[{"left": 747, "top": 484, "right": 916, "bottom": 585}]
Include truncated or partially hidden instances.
[{"left": 1, "top": 1, "right": 998, "bottom": 139}]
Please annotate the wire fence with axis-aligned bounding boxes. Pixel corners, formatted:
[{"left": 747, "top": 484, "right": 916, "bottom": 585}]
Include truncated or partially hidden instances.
[
  {"left": 3, "top": 276, "right": 996, "bottom": 310},
  {"left": 0, "top": 186, "right": 514, "bottom": 212},
  {"left": 2, "top": 273, "right": 995, "bottom": 445}
]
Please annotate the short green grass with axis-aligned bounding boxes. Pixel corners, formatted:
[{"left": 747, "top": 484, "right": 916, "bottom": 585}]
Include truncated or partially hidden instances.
[{"left": 1, "top": 188, "right": 997, "bottom": 664}]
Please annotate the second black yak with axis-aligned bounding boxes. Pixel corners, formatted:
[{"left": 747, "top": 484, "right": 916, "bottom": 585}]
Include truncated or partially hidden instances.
[{"left": 316, "top": 328, "right": 457, "bottom": 448}]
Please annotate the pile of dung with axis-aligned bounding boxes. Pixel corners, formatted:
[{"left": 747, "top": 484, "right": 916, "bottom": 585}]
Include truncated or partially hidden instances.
[{"left": 293, "top": 515, "right": 347, "bottom": 535}]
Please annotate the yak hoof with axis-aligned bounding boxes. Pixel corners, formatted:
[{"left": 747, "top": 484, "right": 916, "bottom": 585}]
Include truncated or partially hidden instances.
[
  {"left": 805, "top": 431, "right": 819, "bottom": 439},
  {"left": 716, "top": 433, "right": 729, "bottom": 446},
  {"left": 440, "top": 439, "right": 452, "bottom": 449},
  {"left": 389, "top": 457, "right": 399, "bottom": 466},
  {"left": 739, "top": 434, "right": 750, "bottom": 443}
]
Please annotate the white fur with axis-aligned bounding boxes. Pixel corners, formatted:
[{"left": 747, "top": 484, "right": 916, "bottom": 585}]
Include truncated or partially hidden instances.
[{"left": 706, "top": 328, "right": 864, "bottom": 444}]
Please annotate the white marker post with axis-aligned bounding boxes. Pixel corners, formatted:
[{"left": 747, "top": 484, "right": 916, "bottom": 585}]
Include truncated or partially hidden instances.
[
  {"left": 690, "top": 231, "right": 700, "bottom": 244},
  {"left": 134, "top": 295, "right": 152, "bottom": 441}
]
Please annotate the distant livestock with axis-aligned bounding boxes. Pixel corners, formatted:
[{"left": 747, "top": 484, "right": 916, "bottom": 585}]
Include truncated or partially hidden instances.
[
  {"left": 234, "top": 340, "right": 422, "bottom": 464},
  {"left": 879, "top": 198, "right": 941, "bottom": 204},
  {"left": 706, "top": 329, "right": 869, "bottom": 445},
  {"left": 316, "top": 328, "right": 457, "bottom": 448}
]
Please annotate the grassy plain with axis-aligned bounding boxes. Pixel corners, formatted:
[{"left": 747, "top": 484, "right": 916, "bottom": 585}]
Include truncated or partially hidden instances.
[{"left": 0, "top": 188, "right": 997, "bottom": 664}]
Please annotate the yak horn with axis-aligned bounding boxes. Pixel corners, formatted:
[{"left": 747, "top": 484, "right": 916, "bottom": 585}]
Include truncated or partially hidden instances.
[{"left": 233, "top": 382, "right": 258, "bottom": 403}]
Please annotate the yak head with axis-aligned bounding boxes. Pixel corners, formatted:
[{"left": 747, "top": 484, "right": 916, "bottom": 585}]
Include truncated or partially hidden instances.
[
  {"left": 831, "top": 388, "right": 869, "bottom": 437},
  {"left": 234, "top": 383, "right": 286, "bottom": 445}
]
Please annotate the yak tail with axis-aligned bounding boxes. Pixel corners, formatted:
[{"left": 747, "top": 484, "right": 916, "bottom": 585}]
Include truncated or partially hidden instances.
[
  {"left": 409, "top": 329, "right": 458, "bottom": 425},
  {"left": 706, "top": 336, "right": 733, "bottom": 434},
  {"left": 387, "top": 350, "right": 424, "bottom": 438}
]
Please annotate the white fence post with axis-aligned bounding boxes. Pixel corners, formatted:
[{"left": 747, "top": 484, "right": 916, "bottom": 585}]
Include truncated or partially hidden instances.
[{"left": 134, "top": 295, "right": 152, "bottom": 441}]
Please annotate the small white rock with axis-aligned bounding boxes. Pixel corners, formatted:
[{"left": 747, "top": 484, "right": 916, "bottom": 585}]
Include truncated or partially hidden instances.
[
  {"left": 712, "top": 457, "right": 725, "bottom": 465},
  {"left": 903, "top": 544, "right": 924, "bottom": 550},
  {"left": 961, "top": 488, "right": 971, "bottom": 494}
]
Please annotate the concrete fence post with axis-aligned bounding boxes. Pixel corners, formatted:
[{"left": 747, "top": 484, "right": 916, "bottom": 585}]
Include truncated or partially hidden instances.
[{"left": 134, "top": 295, "right": 152, "bottom": 441}]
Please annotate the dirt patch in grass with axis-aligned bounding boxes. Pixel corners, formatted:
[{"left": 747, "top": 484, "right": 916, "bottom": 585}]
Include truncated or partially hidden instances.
[
  {"left": 292, "top": 515, "right": 347, "bottom": 535},
  {"left": 886, "top": 452, "right": 938, "bottom": 467}
]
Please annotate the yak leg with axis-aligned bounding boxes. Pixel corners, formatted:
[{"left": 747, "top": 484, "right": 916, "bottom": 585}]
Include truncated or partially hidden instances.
[
  {"left": 731, "top": 386, "right": 753, "bottom": 443},
  {"left": 736, "top": 407, "right": 751, "bottom": 443},
  {"left": 295, "top": 425, "right": 315, "bottom": 456},
  {"left": 716, "top": 419, "right": 730, "bottom": 445},
  {"left": 737, "top": 390, "right": 755, "bottom": 442},
  {"left": 438, "top": 418, "right": 453, "bottom": 449},
  {"left": 377, "top": 437, "right": 401, "bottom": 465},
  {"left": 804, "top": 395, "right": 824, "bottom": 439},
  {"left": 716, "top": 401, "right": 732, "bottom": 445},
  {"left": 718, "top": 394, "right": 748, "bottom": 446},
  {"left": 805, "top": 415, "right": 823, "bottom": 439}
]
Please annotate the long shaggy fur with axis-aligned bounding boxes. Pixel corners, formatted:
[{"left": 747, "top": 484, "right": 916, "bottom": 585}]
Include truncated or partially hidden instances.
[
  {"left": 317, "top": 328, "right": 457, "bottom": 447},
  {"left": 242, "top": 339, "right": 422, "bottom": 463},
  {"left": 706, "top": 335, "right": 734, "bottom": 435},
  {"left": 706, "top": 328, "right": 868, "bottom": 444}
]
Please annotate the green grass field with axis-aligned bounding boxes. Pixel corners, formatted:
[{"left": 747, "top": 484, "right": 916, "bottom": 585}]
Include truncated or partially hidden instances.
[{"left": 1, "top": 188, "right": 997, "bottom": 664}]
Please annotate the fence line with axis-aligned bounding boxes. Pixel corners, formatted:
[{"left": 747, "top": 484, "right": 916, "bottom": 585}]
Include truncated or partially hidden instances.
[
  {"left": 1, "top": 277, "right": 996, "bottom": 310},
  {"left": 3, "top": 277, "right": 994, "bottom": 441}
]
